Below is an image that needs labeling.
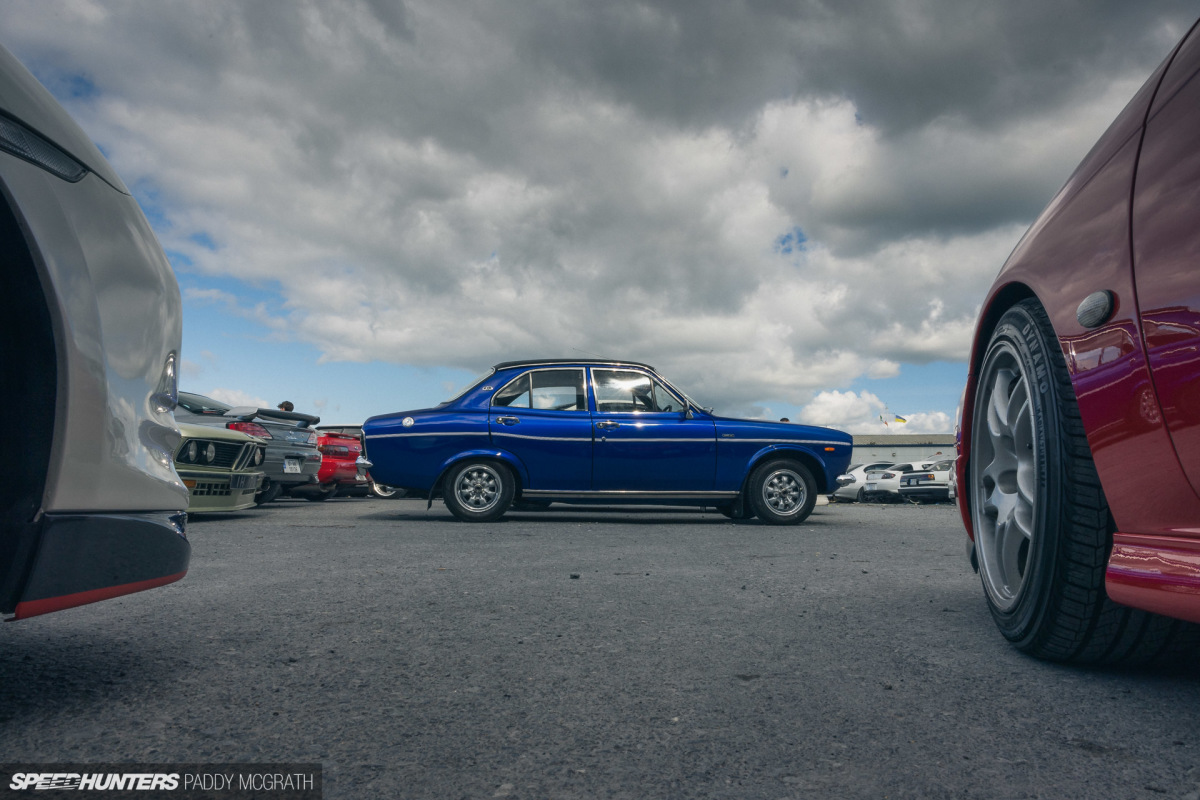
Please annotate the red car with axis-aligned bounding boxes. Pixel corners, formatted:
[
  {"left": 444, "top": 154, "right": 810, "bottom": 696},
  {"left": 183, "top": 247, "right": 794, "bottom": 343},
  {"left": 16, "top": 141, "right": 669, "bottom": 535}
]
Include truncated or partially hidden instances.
[
  {"left": 957, "top": 19, "right": 1200, "bottom": 664},
  {"left": 289, "top": 431, "right": 368, "bottom": 501}
]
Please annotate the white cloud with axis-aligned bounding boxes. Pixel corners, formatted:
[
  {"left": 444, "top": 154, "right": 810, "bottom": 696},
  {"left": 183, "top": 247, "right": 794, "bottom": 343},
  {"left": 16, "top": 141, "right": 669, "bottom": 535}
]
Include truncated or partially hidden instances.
[{"left": 3, "top": 0, "right": 1192, "bottom": 424}]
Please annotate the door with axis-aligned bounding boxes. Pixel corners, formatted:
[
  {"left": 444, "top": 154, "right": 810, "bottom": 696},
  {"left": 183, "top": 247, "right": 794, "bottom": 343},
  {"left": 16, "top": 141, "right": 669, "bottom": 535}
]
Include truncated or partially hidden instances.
[
  {"left": 489, "top": 368, "right": 593, "bottom": 490},
  {"left": 1131, "top": 29, "right": 1200, "bottom": 501},
  {"left": 589, "top": 368, "right": 716, "bottom": 491}
]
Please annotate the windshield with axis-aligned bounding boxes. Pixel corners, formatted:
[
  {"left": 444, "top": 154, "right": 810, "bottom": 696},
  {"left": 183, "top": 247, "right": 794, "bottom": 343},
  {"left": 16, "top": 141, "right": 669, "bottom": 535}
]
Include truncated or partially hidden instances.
[
  {"left": 653, "top": 372, "right": 709, "bottom": 412},
  {"left": 178, "top": 392, "right": 232, "bottom": 415}
]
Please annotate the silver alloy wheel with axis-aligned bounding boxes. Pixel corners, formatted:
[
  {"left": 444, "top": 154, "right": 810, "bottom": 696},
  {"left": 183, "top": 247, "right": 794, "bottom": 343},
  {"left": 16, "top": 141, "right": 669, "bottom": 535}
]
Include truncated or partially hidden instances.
[
  {"left": 760, "top": 467, "right": 807, "bottom": 516},
  {"left": 453, "top": 464, "right": 502, "bottom": 512},
  {"left": 972, "top": 340, "right": 1038, "bottom": 614}
]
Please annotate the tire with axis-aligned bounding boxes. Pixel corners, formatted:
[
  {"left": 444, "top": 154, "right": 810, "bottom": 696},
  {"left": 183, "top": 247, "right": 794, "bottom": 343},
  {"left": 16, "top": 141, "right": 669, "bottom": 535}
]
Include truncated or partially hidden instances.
[
  {"left": 855, "top": 487, "right": 866, "bottom": 503},
  {"left": 443, "top": 460, "right": 515, "bottom": 522},
  {"left": 369, "top": 479, "right": 402, "bottom": 499},
  {"left": 747, "top": 460, "right": 817, "bottom": 525},
  {"left": 970, "top": 299, "right": 1199, "bottom": 665},
  {"left": 255, "top": 479, "right": 282, "bottom": 506}
]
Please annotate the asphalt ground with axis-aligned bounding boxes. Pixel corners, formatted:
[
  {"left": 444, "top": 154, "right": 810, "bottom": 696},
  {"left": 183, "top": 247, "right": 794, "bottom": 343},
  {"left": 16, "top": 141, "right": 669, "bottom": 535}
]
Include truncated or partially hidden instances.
[{"left": 1, "top": 497, "right": 1198, "bottom": 799}]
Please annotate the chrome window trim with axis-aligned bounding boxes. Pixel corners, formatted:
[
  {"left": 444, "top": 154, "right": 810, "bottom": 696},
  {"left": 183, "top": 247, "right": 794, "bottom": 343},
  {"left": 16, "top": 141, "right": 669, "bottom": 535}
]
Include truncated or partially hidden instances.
[
  {"left": 589, "top": 366, "right": 685, "bottom": 415},
  {"left": 490, "top": 367, "right": 589, "bottom": 412}
]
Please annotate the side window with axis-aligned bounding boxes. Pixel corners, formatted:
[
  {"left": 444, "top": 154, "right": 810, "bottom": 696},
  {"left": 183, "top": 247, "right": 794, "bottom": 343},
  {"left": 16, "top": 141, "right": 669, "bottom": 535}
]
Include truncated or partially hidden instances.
[
  {"left": 493, "top": 369, "right": 587, "bottom": 411},
  {"left": 593, "top": 369, "right": 680, "bottom": 413},
  {"left": 492, "top": 375, "right": 531, "bottom": 408},
  {"left": 530, "top": 369, "right": 586, "bottom": 411}
]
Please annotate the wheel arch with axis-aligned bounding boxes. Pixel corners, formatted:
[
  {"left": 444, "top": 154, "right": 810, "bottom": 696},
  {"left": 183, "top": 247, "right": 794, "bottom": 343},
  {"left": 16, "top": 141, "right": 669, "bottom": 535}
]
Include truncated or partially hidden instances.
[
  {"left": 0, "top": 177, "right": 60, "bottom": 613},
  {"left": 429, "top": 449, "right": 528, "bottom": 501},
  {"left": 958, "top": 280, "right": 1040, "bottom": 543},
  {"left": 742, "top": 446, "right": 829, "bottom": 494}
]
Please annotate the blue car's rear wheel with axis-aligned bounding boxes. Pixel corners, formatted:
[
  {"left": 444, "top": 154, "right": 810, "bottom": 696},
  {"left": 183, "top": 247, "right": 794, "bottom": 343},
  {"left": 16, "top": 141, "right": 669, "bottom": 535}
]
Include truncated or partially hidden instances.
[
  {"left": 444, "top": 460, "right": 514, "bottom": 522},
  {"left": 748, "top": 460, "right": 816, "bottom": 525}
]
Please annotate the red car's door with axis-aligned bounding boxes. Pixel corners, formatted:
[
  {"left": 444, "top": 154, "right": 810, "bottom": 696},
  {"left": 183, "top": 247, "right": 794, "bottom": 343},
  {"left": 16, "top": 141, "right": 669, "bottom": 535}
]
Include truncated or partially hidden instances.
[{"left": 1131, "top": 26, "right": 1200, "bottom": 504}]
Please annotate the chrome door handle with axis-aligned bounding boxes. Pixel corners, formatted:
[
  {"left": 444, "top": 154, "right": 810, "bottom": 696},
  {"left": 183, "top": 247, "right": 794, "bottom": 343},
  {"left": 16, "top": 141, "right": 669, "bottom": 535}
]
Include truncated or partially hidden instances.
[
  {"left": 596, "top": 420, "right": 619, "bottom": 430},
  {"left": 496, "top": 416, "right": 520, "bottom": 425}
]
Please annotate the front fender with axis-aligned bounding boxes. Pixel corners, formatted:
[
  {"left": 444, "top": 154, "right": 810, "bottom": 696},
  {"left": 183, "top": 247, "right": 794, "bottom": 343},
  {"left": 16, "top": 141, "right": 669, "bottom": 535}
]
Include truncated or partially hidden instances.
[{"left": 739, "top": 445, "right": 837, "bottom": 494}]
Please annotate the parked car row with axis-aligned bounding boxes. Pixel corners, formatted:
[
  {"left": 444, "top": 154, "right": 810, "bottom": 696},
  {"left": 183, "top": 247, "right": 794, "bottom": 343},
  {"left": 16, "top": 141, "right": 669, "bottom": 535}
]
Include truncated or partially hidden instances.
[
  {"left": 172, "top": 392, "right": 395, "bottom": 513},
  {"left": 831, "top": 459, "right": 954, "bottom": 504}
]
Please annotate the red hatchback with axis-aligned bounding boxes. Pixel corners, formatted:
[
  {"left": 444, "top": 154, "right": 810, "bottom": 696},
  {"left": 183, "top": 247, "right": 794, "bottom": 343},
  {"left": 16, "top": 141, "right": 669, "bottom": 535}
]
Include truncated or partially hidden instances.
[
  {"left": 290, "top": 431, "right": 368, "bottom": 501},
  {"left": 957, "top": 19, "right": 1200, "bottom": 664}
]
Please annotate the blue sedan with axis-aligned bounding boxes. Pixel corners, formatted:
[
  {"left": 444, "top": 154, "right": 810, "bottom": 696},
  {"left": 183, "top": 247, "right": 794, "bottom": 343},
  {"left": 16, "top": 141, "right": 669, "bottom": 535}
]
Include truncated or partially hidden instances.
[{"left": 363, "top": 359, "right": 852, "bottom": 523}]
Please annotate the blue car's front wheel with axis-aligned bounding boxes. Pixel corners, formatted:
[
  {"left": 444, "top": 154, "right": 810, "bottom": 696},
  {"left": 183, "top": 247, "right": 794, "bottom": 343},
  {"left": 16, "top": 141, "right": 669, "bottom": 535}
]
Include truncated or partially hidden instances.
[
  {"left": 748, "top": 460, "right": 816, "bottom": 525},
  {"left": 444, "top": 460, "right": 515, "bottom": 522}
]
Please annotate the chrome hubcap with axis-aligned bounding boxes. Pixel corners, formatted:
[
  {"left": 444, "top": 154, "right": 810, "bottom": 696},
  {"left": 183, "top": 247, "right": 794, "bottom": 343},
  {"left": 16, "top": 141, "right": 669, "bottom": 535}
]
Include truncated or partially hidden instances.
[
  {"left": 455, "top": 465, "right": 501, "bottom": 511},
  {"left": 762, "top": 469, "right": 807, "bottom": 515},
  {"left": 973, "top": 342, "right": 1037, "bottom": 612}
]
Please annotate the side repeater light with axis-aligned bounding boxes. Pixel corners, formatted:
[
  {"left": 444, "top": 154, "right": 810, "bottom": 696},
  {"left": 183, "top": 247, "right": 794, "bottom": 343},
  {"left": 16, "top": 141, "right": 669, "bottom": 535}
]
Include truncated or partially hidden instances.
[{"left": 1077, "top": 290, "right": 1115, "bottom": 329}]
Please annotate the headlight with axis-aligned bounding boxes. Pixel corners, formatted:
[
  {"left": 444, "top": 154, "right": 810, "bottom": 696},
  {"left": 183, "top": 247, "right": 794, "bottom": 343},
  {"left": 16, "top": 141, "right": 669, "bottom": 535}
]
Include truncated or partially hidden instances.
[
  {"left": 254, "top": 447, "right": 264, "bottom": 466},
  {"left": 203, "top": 443, "right": 217, "bottom": 464},
  {"left": 152, "top": 352, "right": 178, "bottom": 413},
  {"left": 184, "top": 441, "right": 197, "bottom": 463}
]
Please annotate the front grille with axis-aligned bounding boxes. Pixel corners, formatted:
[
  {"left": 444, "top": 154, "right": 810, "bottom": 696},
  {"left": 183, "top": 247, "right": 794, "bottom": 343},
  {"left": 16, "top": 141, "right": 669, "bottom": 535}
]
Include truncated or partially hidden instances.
[
  {"left": 191, "top": 480, "right": 231, "bottom": 497},
  {"left": 232, "top": 443, "right": 264, "bottom": 470},
  {"left": 210, "top": 441, "right": 243, "bottom": 468}
]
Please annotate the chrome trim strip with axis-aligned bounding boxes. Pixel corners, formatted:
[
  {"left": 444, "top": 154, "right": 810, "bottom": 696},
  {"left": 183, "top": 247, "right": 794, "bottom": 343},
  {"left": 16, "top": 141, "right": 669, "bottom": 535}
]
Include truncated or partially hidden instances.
[
  {"left": 595, "top": 438, "right": 714, "bottom": 443},
  {"left": 366, "top": 431, "right": 491, "bottom": 439},
  {"left": 492, "top": 433, "right": 593, "bottom": 442},
  {"left": 722, "top": 439, "right": 846, "bottom": 446},
  {"left": 522, "top": 490, "right": 738, "bottom": 499}
]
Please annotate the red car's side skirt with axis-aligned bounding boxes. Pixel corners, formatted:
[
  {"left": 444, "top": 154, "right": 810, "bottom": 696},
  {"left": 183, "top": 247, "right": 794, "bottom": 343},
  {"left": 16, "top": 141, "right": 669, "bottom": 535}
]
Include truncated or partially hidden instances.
[{"left": 1107, "top": 533, "right": 1200, "bottom": 624}]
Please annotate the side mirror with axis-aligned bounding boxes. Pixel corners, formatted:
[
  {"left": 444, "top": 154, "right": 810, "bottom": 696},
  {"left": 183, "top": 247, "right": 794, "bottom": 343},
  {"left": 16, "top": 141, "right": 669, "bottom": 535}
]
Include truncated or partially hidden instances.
[{"left": 684, "top": 405, "right": 694, "bottom": 420}]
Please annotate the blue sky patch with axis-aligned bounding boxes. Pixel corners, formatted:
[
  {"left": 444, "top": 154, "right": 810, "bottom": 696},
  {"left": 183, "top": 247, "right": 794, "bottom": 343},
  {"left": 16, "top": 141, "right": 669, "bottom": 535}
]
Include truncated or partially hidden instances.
[{"left": 775, "top": 226, "right": 807, "bottom": 255}]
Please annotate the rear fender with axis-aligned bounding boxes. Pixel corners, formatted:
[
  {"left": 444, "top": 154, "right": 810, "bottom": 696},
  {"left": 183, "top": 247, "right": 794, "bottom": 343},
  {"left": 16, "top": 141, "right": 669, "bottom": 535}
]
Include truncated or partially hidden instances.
[{"left": 427, "top": 449, "right": 529, "bottom": 507}]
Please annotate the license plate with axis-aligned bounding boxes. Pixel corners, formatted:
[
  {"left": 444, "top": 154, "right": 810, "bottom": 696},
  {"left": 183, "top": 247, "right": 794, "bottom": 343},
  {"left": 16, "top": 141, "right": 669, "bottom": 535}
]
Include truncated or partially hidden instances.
[
  {"left": 230, "top": 474, "right": 256, "bottom": 489},
  {"left": 284, "top": 458, "right": 302, "bottom": 474},
  {"left": 865, "top": 483, "right": 876, "bottom": 491}
]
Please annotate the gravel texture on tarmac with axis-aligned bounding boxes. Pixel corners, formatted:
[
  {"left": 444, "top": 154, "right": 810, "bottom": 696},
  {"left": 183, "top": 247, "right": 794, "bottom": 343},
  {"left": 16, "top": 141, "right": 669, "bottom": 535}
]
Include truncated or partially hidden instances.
[{"left": 1, "top": 498, "right": 1198, "bottom": 799}]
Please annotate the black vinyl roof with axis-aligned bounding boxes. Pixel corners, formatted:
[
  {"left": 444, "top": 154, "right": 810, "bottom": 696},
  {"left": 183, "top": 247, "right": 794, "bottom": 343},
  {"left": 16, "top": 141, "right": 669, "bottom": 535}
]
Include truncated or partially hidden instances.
[{"left": 492, "top": 358, "right": 655, "bottom": 371}]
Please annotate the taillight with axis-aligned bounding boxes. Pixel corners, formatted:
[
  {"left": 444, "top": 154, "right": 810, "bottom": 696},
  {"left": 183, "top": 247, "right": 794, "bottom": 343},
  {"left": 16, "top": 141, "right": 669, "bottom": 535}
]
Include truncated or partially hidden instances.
[
  {"left": 228, "top": 421, "right": 272, "bottom": 439},
  {"left": 307, "top": 432, "right": 318, "bottom": 445},
  {"left": 882, "top": 472, "right": 895, "bottom": 479},
  {"left": 319, "top": 444, "right": 351, "bottom": 456}
]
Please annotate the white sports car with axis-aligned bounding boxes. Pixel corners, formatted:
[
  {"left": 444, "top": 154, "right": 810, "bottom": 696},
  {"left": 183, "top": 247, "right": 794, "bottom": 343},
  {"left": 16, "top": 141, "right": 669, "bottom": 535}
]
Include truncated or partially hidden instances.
[{"left": 0, "top": 44, "right": 189, "bottom": 618}]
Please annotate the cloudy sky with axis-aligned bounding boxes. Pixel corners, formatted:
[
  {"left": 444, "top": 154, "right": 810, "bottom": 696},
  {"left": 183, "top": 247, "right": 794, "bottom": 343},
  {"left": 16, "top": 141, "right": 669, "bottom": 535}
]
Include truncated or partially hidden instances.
[{"left": 4, "top": 1, "right": 1196, "bottom": 431}]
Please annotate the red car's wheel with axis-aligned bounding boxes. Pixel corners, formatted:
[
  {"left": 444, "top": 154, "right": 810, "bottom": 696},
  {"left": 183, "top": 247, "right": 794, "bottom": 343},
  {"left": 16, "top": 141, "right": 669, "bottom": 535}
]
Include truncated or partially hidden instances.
[{"left": 970, "top": 299, "right": 1198, "bottom": 664}]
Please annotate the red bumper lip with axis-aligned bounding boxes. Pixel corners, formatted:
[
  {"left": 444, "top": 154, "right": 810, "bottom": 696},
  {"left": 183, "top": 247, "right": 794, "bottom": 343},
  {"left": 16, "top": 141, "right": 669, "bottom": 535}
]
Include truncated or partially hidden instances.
[{"left": 11, "top": 571, "right": 187, "bottom": 620}]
